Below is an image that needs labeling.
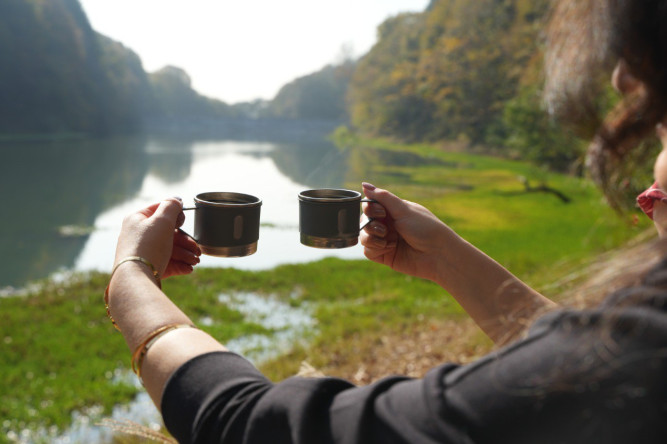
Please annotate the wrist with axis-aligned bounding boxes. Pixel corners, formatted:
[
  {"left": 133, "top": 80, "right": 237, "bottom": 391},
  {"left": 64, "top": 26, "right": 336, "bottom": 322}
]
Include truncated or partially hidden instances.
[
  {"left": 110, "top": 259, "right": 160, "bottom": 289},
  {"left": 430, "top": 226, "right": 465, "bottom": 286},
  {"left": 105, "top": 258, "right": 163, "bottom": 331}
]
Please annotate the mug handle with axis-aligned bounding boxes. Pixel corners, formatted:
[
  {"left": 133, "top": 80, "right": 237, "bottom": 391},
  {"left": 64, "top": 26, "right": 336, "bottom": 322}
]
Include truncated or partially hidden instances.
[
  {"left": 177, "top": 207, "right": 198, "bottom": 241},
  {"left": 178, "top": 227, "right": 197, "bottom": 243},
  {"left": 360, "top": 198, "right": 378, "bottom": 230}
]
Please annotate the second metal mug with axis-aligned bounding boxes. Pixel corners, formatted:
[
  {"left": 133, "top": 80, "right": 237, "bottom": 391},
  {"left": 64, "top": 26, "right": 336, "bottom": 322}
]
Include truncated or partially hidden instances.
[
  {"left": 298, "top": 189, "right": 374, "bottom": 249},
  {"left": 183, "top": 192, "right": 262, "bottom": 257}
]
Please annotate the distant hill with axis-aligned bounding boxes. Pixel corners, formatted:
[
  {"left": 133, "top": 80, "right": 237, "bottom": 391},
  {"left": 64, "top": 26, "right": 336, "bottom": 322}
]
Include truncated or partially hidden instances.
[
  {"left": 0, "top": 0, "right": 241, "bottom": 137},
  {"left": 0, "top": 0, "right": 353, "bottom": 137},
  {"left": 0, "top": 0, "right": 577, "bottom": 172},
  {"left": 0, "top": 0, "right": 132, "bottom": 135},
  {"left": 348, "top": 0, "right": 551, "bottom": 143},
  {"left": 148, "top": 66, "right": 235, "bottom": 119},
  {"left": 267, "top": 61, "right": 355, "bottom": 121}
]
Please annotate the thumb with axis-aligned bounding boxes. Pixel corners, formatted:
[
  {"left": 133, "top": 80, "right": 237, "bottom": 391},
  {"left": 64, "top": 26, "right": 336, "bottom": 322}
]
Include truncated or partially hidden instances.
[
  {"left": 362, "top": 183, "right": 411, "bottom": 219},
  {"left": 151, "top": 197, "right": 184, "bottom": 226}
]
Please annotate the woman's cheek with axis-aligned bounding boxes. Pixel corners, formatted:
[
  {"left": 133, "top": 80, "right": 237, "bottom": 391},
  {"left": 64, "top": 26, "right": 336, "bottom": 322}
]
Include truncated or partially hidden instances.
[
  {"left": 653, "top": 201, "right": 667, "bottom": 238},
  {"left": 654, "top": 149, "right": 667, "bottom": 191}
]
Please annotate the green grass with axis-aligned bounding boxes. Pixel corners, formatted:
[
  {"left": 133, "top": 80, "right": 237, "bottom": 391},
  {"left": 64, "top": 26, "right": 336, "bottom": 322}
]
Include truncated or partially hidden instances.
[
  {"left": 342, "top": 140, "right": 644, "bottom": 284},
  {"left": 0, "top": 141, "right": 651, "bottom": 441}
]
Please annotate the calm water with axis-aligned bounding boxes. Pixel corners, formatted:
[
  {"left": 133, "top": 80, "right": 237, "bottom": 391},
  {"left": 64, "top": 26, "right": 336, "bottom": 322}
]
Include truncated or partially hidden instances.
[{"left": 0, "top": 126, "right": 365, "bottom": 289}]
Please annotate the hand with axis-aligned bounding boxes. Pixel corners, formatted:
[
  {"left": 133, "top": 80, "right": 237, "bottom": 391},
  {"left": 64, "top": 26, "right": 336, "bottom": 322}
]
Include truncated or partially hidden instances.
[
  {"left": 114, "top": 198, "right": 201, "bottom": 279},
  {"left": 360, "top": 183, "right": 453, "bottom": 282}
]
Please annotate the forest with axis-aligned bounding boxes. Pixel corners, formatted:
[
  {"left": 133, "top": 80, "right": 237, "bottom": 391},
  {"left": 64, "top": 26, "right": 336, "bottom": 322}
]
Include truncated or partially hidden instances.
[{"left": 0, "top": 0, "right": 627, "bottom": 173}]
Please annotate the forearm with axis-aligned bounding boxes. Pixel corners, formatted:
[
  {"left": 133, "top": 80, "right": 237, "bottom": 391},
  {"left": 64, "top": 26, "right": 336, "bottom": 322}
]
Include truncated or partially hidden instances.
[
  {"left": 433, "top": 234, "right": 556, "bottom": 344},
  {"left": 107, "top": 262, "right": 226, "bottom": 408}
]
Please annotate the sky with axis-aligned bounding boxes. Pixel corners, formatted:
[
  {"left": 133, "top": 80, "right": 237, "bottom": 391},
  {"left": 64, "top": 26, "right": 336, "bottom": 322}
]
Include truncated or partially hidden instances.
[{"left": 78, "top": 0, "right": 431, "bottom": 104}]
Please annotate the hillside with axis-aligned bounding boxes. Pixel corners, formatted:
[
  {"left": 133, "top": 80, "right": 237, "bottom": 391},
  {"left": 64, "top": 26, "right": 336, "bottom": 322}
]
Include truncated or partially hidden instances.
[
  {"left": 0, "top": 0, "right": 238, "bottom": 136},
  {"left": 0, "top": 0, "right": 126, "bottom": 135},
  {"left": 348, "top": 0, "right": 551, "bottom": 141},
  {"left": 267, "top": 60, "right": 355, "bottom": 121}
]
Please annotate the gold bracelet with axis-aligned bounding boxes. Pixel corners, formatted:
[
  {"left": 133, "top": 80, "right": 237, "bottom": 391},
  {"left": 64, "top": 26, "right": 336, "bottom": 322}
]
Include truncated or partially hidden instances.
[
  {"left": 103, "top": 256, "right": 162, "bottom": 332},
  {"left": 112, "top": 256, "right": 161, "bottom": 286},
  {"left": 131, "top": 324, "right": 197, "bottom": 381}
]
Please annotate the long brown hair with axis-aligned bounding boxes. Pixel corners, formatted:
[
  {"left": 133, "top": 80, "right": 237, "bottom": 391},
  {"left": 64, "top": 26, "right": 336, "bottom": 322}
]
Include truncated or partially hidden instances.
[{"left": 544, "top": 0, "right": 667, "bottom": 208}]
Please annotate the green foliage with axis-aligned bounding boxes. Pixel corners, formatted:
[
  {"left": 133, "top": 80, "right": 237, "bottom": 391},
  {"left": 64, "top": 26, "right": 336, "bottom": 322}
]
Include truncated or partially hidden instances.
[
  {"left": 147, "top": 66, "right": 236, "bottom": 120},
  {"left": 500, "top": 84, "right": 586, "bottom": 172},
  {"left": 345, "top": 0, "right": 656, "bottom": 180},
  {"left": 348, "top": 0, "right": 551, "bottom": 145},
  {"left": 0, "top": 0, "right": 237, "bottom": 137},
  {"left": 348, "top": 13, "right": 432, "bottom": 140},
  {"left": 330, "top": 125, "right": 359, "bottom": 148},
  {"left": 0, "top": 0, "right": 107, "bottom": 134},
  {"left": 267, "top": 61, "right": 355, "bottom": 121},
  {"left": 95, "top": 34, "right": 154, "bottom": 132}
]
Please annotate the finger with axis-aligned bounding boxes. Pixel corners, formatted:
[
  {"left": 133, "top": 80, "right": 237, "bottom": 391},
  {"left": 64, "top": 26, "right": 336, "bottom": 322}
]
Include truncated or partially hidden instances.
[
  {"left": 164, "top": 261, "right": 195, "bottom": 279},
  {"left": 171, "top": 245, "right": 201, "bottom": 265},
  {"left": 363, "top": 201, "right": 387, "bottom": 219},
  {"left": 153, "top": 197, "right": 183, "bottom": 227},
  {"left": 176, "top": 211, "right": 186, "bottom": 228},
  {"left": 363, "top": 244, "right": 396, "bottom": 262},
  {"left": 137, "top": 202, "right": 161, "bottom": 219},
  {"left": 360, "top": 229, "right": 385, "bottom": 247},
  {"left": 363, "top": 221, "right": 388, "bottom": 238},
  {"left": 174, "top": 229, "right": 201, "bottom": 255},
  {"left": 362, "top": 183, "right": 411, "bottom": 219}
]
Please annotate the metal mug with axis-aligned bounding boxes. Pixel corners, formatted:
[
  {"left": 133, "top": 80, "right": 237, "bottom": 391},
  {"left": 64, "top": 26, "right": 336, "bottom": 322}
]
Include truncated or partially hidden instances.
[
  {"left": 182, "top": 192, "right": 262, "bottom": 257},
  {"left": 298, "top": 189, "right": 375, "bottom": 249}
]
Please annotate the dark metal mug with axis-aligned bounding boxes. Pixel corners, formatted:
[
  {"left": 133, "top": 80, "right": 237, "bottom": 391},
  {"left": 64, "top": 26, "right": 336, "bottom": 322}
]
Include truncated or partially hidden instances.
[
  {"left": 182, "top": 192, "right": 262, "bottom": 257},
  {"left": 298, "top": 189, "right": 375, "bottom": 249}
]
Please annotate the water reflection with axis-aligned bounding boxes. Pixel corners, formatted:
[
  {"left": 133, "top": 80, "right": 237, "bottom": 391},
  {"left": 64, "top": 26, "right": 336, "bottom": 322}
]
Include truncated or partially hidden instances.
[
  {"left": 0, "top": 137, "right": 148, "bottom": 288},
  {"left": 144, "top": 136, "right": 194, "bottom": 183},
  {"left": 270, "top": 138, "right": 348, "bottom": 188},
  {"left": 0, "top": 129, "right": 364, "bottom": 289}
]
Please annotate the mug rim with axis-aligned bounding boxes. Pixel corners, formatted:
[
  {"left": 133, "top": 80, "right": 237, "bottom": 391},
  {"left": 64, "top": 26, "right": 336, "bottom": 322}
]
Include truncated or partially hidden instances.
[
  {"left": 194, "top": 192, "right": 262, "bottom": 208},
  {"left": 298, "top": 188, "right": 361, "bottom": 203}
]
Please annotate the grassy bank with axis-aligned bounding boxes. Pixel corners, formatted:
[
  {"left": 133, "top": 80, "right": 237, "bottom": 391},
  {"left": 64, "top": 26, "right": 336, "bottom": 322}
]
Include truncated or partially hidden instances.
[{"left": 0, "top": 141, "right": 651, "bottom": 441}]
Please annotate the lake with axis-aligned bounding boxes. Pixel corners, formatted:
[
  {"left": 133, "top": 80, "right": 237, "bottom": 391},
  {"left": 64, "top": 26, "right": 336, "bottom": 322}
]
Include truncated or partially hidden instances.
[{"left": 0, "top": 123, "right": 366, "bottom": 290}]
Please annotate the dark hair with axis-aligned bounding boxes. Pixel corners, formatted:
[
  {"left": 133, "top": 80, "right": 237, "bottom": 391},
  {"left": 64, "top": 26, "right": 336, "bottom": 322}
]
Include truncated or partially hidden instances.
[{"left": 544, "top": 0, "right": 667, "bottom": 207}]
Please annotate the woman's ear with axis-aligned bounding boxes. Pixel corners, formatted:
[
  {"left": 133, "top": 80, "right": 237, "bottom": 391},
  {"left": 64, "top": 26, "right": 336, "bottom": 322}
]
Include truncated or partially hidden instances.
[{"left": 612, "top": 59, "right": 642, "bottom": 95}]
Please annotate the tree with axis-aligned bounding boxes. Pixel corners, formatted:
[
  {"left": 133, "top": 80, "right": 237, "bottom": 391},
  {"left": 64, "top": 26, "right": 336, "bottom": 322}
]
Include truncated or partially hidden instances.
[
  {"left": 347, "top": 0, "right": 551, "bottom": 145},
  {"left": 267, "top": 61, "right": 355, "bottom": 121}
]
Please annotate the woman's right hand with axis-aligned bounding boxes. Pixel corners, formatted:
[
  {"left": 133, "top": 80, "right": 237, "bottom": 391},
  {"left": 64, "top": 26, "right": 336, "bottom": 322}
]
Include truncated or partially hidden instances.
[
  {"left": 360, "top": 183, "right": 454, "bottom": 282},
  {"left": 114, "top": 198, "right": 201, "bottom": 279}
]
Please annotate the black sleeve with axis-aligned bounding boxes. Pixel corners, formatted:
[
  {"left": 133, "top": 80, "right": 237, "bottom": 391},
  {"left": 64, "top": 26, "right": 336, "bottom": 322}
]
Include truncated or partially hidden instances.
[
  {"left": 162, "top": 290, "right": 667, "bottom": 443},
  {"left": 442, "top": 307, "right": 667, "bottom": 443},
  {"left": 161, "top": 352, "right": 472, "bottom": 443}
]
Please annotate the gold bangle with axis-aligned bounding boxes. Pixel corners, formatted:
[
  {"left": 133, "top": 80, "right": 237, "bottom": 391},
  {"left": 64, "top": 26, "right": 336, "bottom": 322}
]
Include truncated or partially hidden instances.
[
  {"left": 104, "top": 256, "right": 162, "bottom": 332},
  {"left": 131, "top": 324, "right": 197, "bottom": 381},
  {"left": 103, "top": 286, "right": 120, "bottom": 332},
  {"left": 111, "top": 256, "right": 161, "bottom": 287}
]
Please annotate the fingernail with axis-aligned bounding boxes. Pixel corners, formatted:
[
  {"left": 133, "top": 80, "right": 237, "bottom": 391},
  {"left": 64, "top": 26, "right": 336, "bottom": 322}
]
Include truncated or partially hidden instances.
[
  {"left": 369, "top": 206, "right": 386, "bottom": 218},
  {"left": 372, "top": 224, "right": 387, "bottom": 235},
  {"left": 362, "top": 182, "right": 376, "bottom": 191}
]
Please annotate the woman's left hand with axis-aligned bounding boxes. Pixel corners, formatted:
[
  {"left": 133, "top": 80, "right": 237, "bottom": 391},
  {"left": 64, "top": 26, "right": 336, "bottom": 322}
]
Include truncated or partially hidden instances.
[{"left": 114, "top": 198, "right": 201, "bottom": 279}]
